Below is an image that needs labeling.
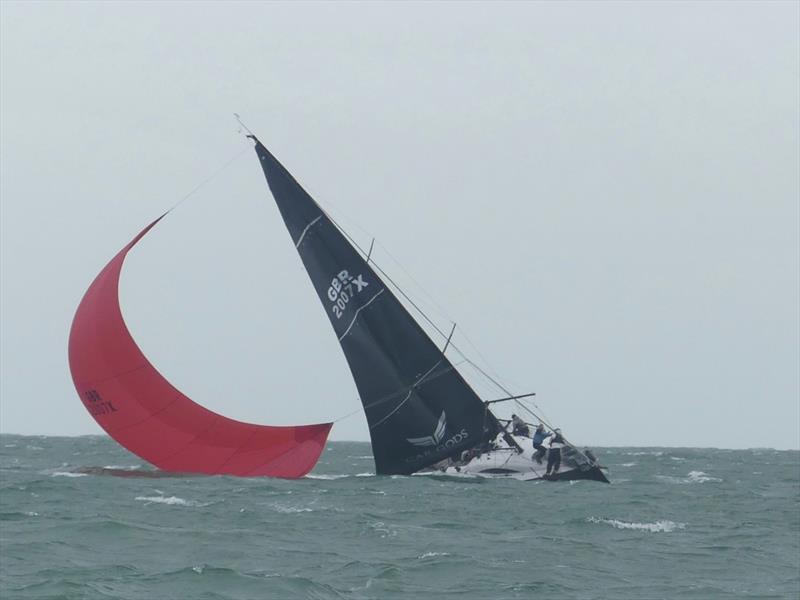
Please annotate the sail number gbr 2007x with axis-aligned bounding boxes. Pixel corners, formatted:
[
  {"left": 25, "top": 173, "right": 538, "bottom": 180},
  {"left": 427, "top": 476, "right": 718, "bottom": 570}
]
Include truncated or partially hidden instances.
[{"left": 328, "top": 269, "right": 369, "bottom": 320}]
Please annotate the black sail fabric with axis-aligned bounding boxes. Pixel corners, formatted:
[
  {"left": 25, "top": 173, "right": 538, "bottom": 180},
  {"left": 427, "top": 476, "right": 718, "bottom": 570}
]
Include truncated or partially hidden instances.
[{"left": 251, "top": 138, "right": 496, "bottom": 474}]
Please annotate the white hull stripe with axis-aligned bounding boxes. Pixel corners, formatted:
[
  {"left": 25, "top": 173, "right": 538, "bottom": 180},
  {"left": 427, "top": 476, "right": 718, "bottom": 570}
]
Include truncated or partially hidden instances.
[
  {"left": 338, "top": 288, "right": 385, "bottom": 341},
  {"left": 295, "top": 215, "right": 322, "bottom": 248}
]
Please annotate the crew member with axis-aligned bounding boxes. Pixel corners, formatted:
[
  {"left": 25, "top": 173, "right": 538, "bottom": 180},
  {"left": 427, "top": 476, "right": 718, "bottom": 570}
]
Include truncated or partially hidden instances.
[
  {"left": 546, "top": 428, "right": 566, "bottom": 478},
  {"left": 531, "top": 423, "right": 552, "bottom": 464},
  {"left": 510, "top": 414, "right": 530, "bottom": 437}
]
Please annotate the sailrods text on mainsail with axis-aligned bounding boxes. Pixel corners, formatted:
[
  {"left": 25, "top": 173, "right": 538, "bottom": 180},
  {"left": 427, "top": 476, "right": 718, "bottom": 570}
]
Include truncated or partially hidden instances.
[{"left": 250, "top": 137, "right": 498, "bottom": 475}]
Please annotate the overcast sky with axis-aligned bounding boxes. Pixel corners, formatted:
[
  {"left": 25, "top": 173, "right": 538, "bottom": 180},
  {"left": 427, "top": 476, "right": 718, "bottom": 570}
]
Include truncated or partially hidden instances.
[{"left": 1, "top": 1, "right": 797, "bottom": 449}]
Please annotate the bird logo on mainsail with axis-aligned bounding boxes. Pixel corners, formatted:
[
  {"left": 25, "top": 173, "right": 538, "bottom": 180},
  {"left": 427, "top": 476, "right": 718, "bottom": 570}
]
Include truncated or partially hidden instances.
[{"left": 406, "top": 412, "right": 447, "bottom": 447}]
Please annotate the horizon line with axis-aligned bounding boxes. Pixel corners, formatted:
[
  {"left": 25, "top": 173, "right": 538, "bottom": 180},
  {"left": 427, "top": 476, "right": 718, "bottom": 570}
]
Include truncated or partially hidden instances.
[{"left": 0, "top": 432, "right": 797, "bottom": 451}]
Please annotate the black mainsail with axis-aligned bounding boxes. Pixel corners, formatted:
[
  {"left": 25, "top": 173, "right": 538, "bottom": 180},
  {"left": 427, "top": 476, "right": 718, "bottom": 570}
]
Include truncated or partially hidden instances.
[{"left": 251, "top": 137, "right": 498, "bottom": 474}]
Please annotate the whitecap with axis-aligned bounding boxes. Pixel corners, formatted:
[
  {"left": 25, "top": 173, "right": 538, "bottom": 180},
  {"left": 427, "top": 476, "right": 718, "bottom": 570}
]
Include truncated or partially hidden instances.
[
  {"left": 669, "top": 456, "right": 686, "bottom": 461},
  {"left": 305, "top": 474, "right": 349, "bottom": 480},
  {"left": 687, "top": 470, "right": 721, "bottom": 483},
  {"left": 657, "top": 471, "right": 721, "bottom": 484},
  {"left": 624, "top": 451, "right": 663, "bottom": 456},
  {"left": 135, "top": 495, "right": 207, "bottom": 507},
  {"left": 588, "top": 517, "right": 685, "bottom": 532},
  {"left": 272, "top": 504, "right": 313, "bottom": 513},
  {"left": 418, "top": 551, "right": 450, "bottom": 559},
  {"left": 4, "top": 444, "right": 17, "bottom": 448},
  {"left": 618, "top": 462, "right": 637, "bottom": 467},
  {"left": 51, "top": 472, "right": 87, "bottom": 478},
  {"left": 368, "top": 521, "right": 397, "bottom": 538}
]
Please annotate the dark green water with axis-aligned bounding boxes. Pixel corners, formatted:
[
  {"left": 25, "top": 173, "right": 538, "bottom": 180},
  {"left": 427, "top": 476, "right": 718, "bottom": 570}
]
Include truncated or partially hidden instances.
[{"left": 0, "top": 435, "right": 797, "bottom": 599}]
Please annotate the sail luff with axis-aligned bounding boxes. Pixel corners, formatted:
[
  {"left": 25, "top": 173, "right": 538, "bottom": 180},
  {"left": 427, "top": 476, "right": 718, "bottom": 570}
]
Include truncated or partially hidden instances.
[{"left": 250, "top": 137, "right": 497, "bottom": 474}]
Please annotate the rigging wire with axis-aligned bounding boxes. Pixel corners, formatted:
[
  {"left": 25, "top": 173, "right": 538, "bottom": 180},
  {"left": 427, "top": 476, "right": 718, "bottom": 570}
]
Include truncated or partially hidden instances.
[
  {"left": 318, "top": 207, "right": 550, "bottom": 426},
  {"left": 320, "top": 213, "right": 583, "bottom": 448},
  {"left": 332, "top": 360, "right": 466, "bottom": 424},
  {"left": 150, "top": 129, "right": 545, "bottom": 445},
  {"left": 168, "top": 146, "right": 250, "bottom": 213},
  {"left": 233, "top": 126, "right": 582, "bottom": 453},
  {"left": 301, "top": 189, "right": 526, "bottom": 408},
  {"left": 231, "top": 118, "right": 518, "bottom": 409},
  {"left": 321, "top": 213, "right": 570, "bottom": 432},
  {"left": 315, "top": 200, "right": 453, "bottom": 324}
]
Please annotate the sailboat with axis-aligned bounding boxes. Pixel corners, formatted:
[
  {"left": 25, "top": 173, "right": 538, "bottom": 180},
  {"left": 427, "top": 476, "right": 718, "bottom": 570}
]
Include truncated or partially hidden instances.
[{"left": 68, "top": 126, "right": 608, "bottom": 483}]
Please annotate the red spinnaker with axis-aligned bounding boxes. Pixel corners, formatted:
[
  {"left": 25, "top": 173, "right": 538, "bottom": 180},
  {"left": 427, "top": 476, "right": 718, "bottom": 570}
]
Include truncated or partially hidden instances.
[{"left": 68, "top": 216, "right": 332, "bottom": 478}]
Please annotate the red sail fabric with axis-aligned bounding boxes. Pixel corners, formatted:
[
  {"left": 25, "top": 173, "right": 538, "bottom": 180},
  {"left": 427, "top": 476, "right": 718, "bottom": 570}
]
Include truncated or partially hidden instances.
[{"left": 68, "top": 216, "right": 332, "bottom": 478}]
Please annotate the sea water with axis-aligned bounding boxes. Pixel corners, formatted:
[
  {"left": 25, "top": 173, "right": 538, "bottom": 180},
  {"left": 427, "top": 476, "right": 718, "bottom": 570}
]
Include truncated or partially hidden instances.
[{"left": 0, "top": 435, "right": 797, "bottom": 599}]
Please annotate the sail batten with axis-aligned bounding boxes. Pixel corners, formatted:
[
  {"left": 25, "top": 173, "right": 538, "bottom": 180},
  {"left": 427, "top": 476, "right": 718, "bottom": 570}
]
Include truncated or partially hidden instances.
[{"left": 251, "top": 137, "right": 496, "bottom": 474}]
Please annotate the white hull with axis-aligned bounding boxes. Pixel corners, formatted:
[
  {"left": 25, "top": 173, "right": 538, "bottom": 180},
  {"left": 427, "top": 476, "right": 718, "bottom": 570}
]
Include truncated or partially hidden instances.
[{"left": 435, "top": 434, "right": 607, "bottom": 482}]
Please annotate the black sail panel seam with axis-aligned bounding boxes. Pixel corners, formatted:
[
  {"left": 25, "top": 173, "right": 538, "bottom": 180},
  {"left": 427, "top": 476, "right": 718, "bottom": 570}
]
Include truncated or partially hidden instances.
[
  {"left": 337, "top": 288, "right": 386, "bottom": 341},
  {"left": 295, "top": 215, "right": 322, "bottom": 248},
  {"left": 368, "top": 358, "right": 444, "bottom": 430}
]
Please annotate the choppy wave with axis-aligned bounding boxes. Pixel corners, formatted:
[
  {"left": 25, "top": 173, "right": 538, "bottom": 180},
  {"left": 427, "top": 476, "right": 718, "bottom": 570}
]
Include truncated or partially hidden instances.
[
  {"left": 272, "top": 503, "right": 313, "bottom": 513},
  {"left": 134, "top": 495, "right": 208, "bottom": 507},
  {"left": 305, "top": 472, "right": 375, "bottom": 480},
  {"left": 3, "top": 436, "right": 798, "bottom": 600},
  {"left": 75, "top": 466, "right": 189, "bottom": 478},
  {"left": 588, "top": 517, "right": 686, "bottom": 532},
  {"left": 418, "top": 551, "right": 451, "bottom": 559},
  {"left": 656, "top": 470, "right": 722, "bottom": 484}
]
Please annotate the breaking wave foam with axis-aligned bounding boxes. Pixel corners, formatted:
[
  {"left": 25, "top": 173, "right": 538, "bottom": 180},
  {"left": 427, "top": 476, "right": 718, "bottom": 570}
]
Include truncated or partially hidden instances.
[
  {"left": 623, "top": 451, "right": 663, "bottom": 456},
  {"left": 135, "top": 495, "right": 208, "bottom": 507},
  {"left": 418, "top": 551, "right": 450, "bottom": 559},
  {"left": 305, "top": 472, "right": 375, "bottom": 480},
  {"left": 588, "top": 517, "right": 685, "bottom": 532},
  {"left": 272, "top": 504, "right": 313, "bottom": 513},
  {"left": 657, "top": 471, "right": 722, "bottom": 484}
]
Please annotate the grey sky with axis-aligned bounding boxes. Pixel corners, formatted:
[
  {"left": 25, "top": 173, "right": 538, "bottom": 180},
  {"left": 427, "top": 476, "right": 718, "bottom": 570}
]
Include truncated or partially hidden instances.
[{"left": 1, "top": 1, "right": 797, "bottom": 449}]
